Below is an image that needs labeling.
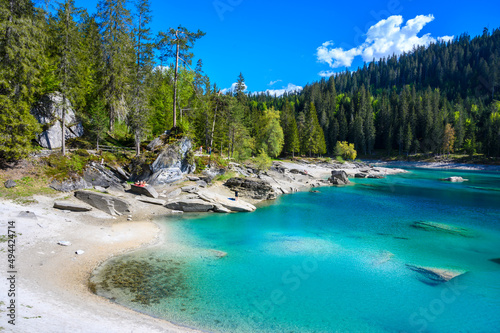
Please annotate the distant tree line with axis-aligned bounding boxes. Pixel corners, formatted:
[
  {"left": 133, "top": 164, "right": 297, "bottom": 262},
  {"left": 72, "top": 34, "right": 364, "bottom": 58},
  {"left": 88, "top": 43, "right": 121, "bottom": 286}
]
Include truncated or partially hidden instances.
[{"left": 251, "top": 28, "right": 500, "bottom": 158}]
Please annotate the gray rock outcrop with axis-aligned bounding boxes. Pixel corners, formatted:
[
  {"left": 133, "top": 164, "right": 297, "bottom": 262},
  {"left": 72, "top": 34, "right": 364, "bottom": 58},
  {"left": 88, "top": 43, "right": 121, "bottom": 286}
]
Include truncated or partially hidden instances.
[
  {"left": 201, "top": 167, "right": 226, "bottom": 182},
  {"left": 146, "top": 137, "right": 196, "bottom": 185},
  {"left": 54, "top": 201, "right": 93, "bottom": 212},
  {"left": 83, "top": 162, "right": 125, "bottom": 191},
  {"left": 50, "top": 177, "right": 93, "bottom": 192},
  {"left": 224, "top": 177, "right": 277, "bottom": 200},
  {"left": 130, "top": 184, "right": 159, "bottom": 198},
  {"left": 198, "top": 191, "right": 256, "bottom": 212},
  {"left": 4, "top": 180, "right": 16, "bottom": 188},
  {"left": 31, "top": 92, "right": 84, "bottom": 149},
  {"left": 328, "top": 170, "right": 351, "bottom": 185},
  {"left": 165, "top": 198, "right": 215, "bottom": 212},
  {"left": 136, "top": 196, "right": 166, "bottom": 206},
  {"left": 75, "top": 190, "right": 131, "bottom": 216},
  {"left": 181, "top": 185, "right": 199, "bottom": 193}
]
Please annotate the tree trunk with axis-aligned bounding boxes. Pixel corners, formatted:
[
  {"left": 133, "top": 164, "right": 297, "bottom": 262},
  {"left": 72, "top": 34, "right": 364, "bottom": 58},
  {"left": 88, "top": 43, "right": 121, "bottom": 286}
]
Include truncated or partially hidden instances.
[
  {"left": 209, "top": 103, "right": 217, "bottom": 150},
  {"left": 61, "top": 5, "right": 69, "bottom": 156},
  {"left": 135, "top": 131, "right": 140, "bottom": 156},
  {"left": 62, "top": 95, "right": 66, "bottom": 156},
  {"left": 231, "top": 127, "right": 235, "bottom": 158},
  {"left": 172, "top": 35, "right": 179, "bottom": 128}
]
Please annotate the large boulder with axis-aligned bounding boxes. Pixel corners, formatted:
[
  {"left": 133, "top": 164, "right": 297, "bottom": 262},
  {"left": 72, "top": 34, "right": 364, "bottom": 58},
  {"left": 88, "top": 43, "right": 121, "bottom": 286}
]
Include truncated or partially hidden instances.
[
  {"left": 83, "top": 162, "right": 125, "bottom": 191},
  {"left": 130, "top": 184, "right": 159, "bottom": 198},
  {"left": 31, "top": 92, "right": 84, "bottom": 149},
  {"left": 145, "top": 137, "right": 196, "bottom": 185},
  {"left": 201, "top": 167, "right": 226, "bottom": 182},
  {"left": 50, "top": 177, "right": 93, "bottom": 192},
  {"left": 165, "top": 198, "right": 214, "bottom": 212},
  {"left": 75, "top": 190, "right": 131, "bottom": 216},
  {"left": 53, "top": 201, "right": 92, "bottom": 212},
  {"left": 224, "top": 177, "right": 276, "bottom": 200},
  {"left": 328, "top": 170, "right": 351, "bottom": 185}
]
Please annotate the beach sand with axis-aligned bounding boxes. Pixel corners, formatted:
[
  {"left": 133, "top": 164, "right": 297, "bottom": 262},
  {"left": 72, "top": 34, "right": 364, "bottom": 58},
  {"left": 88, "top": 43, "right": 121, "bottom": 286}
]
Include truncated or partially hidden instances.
[{"left": 0, "top": 194, "right": 199, "bottom": 333}]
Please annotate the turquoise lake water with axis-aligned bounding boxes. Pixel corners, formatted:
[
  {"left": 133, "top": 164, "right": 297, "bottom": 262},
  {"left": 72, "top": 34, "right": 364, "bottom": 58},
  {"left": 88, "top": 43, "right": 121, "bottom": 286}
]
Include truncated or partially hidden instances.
[{"left": 92, "top": 166, "right": 500, "bottom": 333}]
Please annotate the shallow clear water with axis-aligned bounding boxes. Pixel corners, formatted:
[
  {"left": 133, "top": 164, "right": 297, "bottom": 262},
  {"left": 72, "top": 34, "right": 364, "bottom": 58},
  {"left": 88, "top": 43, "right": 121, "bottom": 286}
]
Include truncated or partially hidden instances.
[{"left": 92, "top": 167, "right": 500, "bottom": 333}]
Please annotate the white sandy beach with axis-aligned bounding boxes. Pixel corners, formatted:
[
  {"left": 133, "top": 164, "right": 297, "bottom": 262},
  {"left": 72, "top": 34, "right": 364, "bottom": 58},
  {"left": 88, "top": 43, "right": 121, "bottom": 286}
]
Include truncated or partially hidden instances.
[{"left": 0, "top": 194, "right": 200, "bottom": 333}]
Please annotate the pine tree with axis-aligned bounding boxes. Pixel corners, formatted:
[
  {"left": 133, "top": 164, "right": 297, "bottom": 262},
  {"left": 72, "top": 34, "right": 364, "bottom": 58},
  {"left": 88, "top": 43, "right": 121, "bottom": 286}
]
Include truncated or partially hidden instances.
[
  {"left": 157, "top": 26, "right": 205, "bottom": 129},
  {"left": 0, "top": 0, "right": 43, "bottom": 160},
  {"left": 51, "top": 0, "right": 84, "bottom": 155},
  {"left": 97, "top": 0, "right": 134, "bottom": 131},
  {"left": 129, "top": 0, "right": 154, "bottom": 156},
  {"left": 303, "top": 102, "right": 326, "bottom": 156},
  {"left": 280, "top": 101, "right": 299, "bottom": 157}
]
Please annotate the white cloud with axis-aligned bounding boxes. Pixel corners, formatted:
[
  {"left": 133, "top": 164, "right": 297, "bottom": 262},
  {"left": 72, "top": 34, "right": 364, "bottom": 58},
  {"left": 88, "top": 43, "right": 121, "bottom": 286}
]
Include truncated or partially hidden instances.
[
  {"left": 318, "top": 70, "right": 337, "bottom": 78},
  {"left": 220, "top": 82, "right": 247, "bottom": 94},
  {"left": 317, "top": 15, "right": 450, "bottom": 71},
  {"left": 269, "top": 79, "right": 282, "bottom": 86},
  {"left": 317, "top": 41, "right": 362, "bottom": 68},
  {"left": 438, "top": 35, "right": 454, "bottom": 43},
  {"left": 264, "top": 83, "right": 303, "bottom": 97}
]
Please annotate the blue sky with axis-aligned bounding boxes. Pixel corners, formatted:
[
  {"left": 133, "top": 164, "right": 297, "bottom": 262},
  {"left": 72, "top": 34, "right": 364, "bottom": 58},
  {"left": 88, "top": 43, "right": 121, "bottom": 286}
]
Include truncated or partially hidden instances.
[{"left": 74, "top": 0, "right": 499, "bottom": 95}]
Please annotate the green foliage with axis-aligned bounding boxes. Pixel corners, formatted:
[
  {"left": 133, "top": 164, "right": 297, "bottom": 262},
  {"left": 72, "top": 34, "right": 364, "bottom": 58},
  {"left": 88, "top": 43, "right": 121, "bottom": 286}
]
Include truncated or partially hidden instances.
[
  {"left": 257, "top": 107, "right": 284, "bottom": 158},
  {"left": 44, "top": 152, "right": 92, "bottom": 179},
  {"left": 0, "top": 174, "right": 56, "bottom": 200},
  {"left": 214, "top": 171, "right": 237, "bottom": 182},
  {"left": 335, "top": 155, "right": 345, "bottom": 163},
  {"left": 253, "top": 149, "right": 272, "bottom": 171},
  {"left": 101, "top": 151, "right": 131, "bottom": 166},
  {"left": 0, "top": 0, "right": 44, "bottom": 160},
  {"left": 335, "top": 141, "right": 357, "bottom": 161}
]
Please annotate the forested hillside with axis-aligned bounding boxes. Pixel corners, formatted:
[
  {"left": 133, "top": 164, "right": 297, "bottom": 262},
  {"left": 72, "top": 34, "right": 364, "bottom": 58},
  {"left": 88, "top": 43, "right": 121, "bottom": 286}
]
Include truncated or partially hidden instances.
[
  {"left": 1, "top": 0, "right": 499, "bottom": 163},
  {"left": 253, "top": 28, "right": 500, "bottom": 158}
]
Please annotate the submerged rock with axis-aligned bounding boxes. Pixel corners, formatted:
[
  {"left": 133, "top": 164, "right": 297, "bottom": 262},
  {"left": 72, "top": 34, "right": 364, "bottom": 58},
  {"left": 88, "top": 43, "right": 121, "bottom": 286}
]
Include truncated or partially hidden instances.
[
  {"left": 406, "top": 264, "right": 467, "bottom": 286},
  {"left": 441, "top": 176, "right": 468, "bottom": 182},
  {"left": 411, "top": 221, "right": 473, "bottom": 237},
  {"left": 209, "top": 249, "right": 228, "bottom": 259},
  {"left": 489, "top": 258, "right": 500, "bottom": 265}
]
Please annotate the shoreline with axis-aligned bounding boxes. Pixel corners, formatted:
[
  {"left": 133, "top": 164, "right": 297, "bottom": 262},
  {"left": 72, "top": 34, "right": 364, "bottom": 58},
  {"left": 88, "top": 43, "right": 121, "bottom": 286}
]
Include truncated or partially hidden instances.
[
  {"left": 1, "top": 159, "right": 405, "bottom": 332},
  {"left": 0, "top": 195, "right": 202, "bottom": 333},
  {"left": 368, "top": 159, "right": 500, "bottom": 171}
]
